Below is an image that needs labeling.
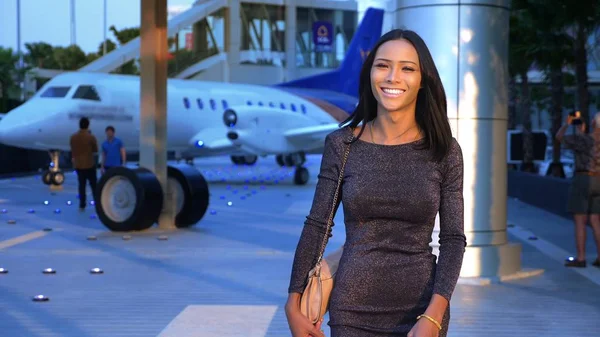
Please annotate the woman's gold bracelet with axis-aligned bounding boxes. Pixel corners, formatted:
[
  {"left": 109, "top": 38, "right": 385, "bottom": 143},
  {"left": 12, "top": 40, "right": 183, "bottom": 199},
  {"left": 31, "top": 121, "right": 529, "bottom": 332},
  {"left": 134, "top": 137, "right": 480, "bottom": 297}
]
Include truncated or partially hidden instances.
[{"left": 417, "top": 314, "right": 442, "bottom": 330}]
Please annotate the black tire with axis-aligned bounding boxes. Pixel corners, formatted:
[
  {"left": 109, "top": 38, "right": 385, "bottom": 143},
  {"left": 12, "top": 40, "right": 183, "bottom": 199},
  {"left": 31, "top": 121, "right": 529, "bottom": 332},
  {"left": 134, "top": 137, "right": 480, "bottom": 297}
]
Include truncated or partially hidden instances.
[
  {"left": 276, "top": 154, "right": 285, "bottom": 167},
  {"left": 243, "top": 155, "right": 257, "bottom": 165},
  {"left": 294, "top": 167, "right": 309, "bottom": 185},
  {"left": 299, "top": 152, "right": 306, "bottom": 165},
  {"left": 42, "top": 170, "right": 52, "bottom": 185},
  {"left": 283, "top": 154, "right": 294, "bottom": 167},
  {"left": 167, "top": 165, "right": 210, "bottom": 227},
  {"left": 50, "top": 171, "right": 65, "bottom": 185},
  {"left": 95, "top": 167, "right": 163, "bottom": 232}
]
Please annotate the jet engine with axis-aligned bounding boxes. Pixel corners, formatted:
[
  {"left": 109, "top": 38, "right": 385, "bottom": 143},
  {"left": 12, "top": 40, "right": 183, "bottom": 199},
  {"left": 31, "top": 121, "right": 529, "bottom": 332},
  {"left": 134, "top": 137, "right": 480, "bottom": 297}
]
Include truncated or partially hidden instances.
[{"left": 223, "top": 106, "right": 314, "bottom": 155}]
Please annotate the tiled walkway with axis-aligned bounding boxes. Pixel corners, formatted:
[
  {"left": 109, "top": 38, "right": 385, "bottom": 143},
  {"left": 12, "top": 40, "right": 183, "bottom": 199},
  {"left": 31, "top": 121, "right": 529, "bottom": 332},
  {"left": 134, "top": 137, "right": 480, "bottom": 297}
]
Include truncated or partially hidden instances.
[{"left": 0, "top": 157, "right": 598, "bottom": 336}]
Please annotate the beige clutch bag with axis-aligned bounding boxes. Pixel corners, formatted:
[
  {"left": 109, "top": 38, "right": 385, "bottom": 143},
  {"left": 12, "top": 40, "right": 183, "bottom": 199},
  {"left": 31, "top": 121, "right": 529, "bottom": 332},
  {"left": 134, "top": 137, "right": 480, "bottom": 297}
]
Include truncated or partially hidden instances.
[{"left": 300, "top": 135, "right": 352, "bottom": 324}]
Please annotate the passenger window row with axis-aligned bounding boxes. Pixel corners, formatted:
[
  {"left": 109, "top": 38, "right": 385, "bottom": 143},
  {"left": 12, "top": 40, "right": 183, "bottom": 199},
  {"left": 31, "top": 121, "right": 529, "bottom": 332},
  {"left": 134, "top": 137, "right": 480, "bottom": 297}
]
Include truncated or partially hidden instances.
[{"left": 183, "top": 97, "right": 307, "bottom": 114}]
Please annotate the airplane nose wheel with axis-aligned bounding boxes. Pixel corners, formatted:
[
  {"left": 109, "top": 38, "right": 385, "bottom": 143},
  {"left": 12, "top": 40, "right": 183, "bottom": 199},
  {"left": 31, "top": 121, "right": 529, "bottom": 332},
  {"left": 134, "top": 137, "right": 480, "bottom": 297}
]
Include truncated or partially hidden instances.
[
  {"left": 42, "top": 150, "right": 65, "bottom": 186},
  {"left": 50, "top": 171, "right": 65, "bottom": 185}
]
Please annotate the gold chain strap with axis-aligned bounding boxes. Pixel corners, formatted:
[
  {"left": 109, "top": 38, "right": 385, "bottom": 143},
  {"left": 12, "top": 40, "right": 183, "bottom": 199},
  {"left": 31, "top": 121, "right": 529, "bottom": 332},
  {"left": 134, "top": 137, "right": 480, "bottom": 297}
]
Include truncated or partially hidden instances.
[{"left": 316, "top": 134, "right": 354, "bottom": 263}]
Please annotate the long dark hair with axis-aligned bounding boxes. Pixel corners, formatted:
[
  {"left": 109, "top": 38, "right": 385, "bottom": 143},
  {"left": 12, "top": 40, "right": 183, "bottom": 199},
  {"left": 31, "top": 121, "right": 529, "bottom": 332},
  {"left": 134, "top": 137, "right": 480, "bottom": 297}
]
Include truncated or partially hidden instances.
[{"left": 341, "top": 29, "right": 453, "bottom": 162}]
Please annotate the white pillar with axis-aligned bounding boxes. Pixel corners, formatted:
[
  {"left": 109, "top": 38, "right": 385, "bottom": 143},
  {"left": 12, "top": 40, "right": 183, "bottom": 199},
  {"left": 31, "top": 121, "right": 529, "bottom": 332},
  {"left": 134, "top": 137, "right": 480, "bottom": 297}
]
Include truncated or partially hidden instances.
[
  {"left": 391, "top": 0, "right": 521, "bottom": 278},
  {"left": 284, "top": 0, "right": 297, "bottom": 81},
  {"left": 140, "top": 0, "right": 176, "bottom": 230},
  {"left": 225, "top": 0, "right": 241, "bottom": 81}
]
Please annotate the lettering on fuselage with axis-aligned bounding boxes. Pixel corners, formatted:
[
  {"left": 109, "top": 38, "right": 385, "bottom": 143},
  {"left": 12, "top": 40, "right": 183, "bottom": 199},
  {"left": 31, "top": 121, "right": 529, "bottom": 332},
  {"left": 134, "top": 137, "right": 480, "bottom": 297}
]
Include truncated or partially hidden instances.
[{"left": 68, "top": 104, "right": 133, "bottom": 121}]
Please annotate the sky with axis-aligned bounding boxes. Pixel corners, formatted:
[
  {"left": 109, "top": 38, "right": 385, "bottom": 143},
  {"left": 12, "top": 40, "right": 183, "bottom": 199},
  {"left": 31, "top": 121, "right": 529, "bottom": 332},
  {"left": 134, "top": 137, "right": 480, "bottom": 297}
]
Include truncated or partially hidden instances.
[{"left": 0, "top": 0, "right": 196, "bottom": 54}]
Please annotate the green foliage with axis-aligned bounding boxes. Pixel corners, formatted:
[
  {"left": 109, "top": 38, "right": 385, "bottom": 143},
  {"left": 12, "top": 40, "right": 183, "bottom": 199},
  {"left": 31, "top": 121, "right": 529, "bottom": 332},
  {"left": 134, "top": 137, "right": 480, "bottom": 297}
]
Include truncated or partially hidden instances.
[
  {"left": 0, "top": 47, "right": 31, "bottom": 112},
  {"left": 109, "top": 25, "right": 140, "bottom": 45}
]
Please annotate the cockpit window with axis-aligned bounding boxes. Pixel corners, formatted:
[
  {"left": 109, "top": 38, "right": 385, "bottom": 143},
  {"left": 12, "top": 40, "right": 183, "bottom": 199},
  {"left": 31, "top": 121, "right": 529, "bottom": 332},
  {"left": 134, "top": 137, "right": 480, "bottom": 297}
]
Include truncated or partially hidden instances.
[
  {"left": 72, "top": 85, "right": 101, "bottom": 101},
  {"left": 40, "top": 86, "right": 71, "bottom": 98}
]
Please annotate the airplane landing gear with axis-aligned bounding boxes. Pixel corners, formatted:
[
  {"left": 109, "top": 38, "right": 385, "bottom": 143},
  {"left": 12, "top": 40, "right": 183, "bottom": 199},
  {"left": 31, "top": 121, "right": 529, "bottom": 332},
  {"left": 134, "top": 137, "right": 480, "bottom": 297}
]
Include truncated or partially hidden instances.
[
  {"left": 275, "top": 152, "right": 309, "bottom": 185},
  {"left": 293, "top": 166, "right": 309, "bottom": 185},
  {"left": 94, "top": 165, "right": 209, "bottom": 232},
  {"left": 42, "top": 151, "right": 65, "bottom": 187},
  {"left": 230, "top": 155, "right": 257, "bottom": 166},
  {"left": 276, "top": 152, "right": 305, "bottom": 167}
]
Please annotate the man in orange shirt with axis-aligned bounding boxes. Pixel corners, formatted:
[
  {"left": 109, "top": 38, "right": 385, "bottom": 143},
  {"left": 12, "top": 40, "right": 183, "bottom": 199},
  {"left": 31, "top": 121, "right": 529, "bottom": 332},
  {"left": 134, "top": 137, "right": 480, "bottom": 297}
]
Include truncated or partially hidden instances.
[{"left": 69, "top": 117, "right": 99, "bottom": 211}]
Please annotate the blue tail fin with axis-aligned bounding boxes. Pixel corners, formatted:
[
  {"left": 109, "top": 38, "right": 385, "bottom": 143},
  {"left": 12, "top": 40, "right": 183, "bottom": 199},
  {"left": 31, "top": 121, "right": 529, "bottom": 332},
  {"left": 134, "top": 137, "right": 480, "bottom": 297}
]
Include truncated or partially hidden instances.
[{"left": 276, "top": 8, "right": 384, "bottom": 98}]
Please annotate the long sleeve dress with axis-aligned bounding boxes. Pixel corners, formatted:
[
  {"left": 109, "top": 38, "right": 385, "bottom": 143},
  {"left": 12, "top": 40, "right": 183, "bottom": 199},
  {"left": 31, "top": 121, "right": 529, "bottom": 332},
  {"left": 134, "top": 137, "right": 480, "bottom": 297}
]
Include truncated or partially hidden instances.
[{"left": 288, "top": 126, "right": 466, "bottom": 337}]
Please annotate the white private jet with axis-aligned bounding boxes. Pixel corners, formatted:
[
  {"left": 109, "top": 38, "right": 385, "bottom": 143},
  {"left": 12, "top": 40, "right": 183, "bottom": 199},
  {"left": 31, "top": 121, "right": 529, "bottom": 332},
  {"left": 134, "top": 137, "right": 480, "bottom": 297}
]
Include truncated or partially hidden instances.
[
  {"left": 0, "top": 8, "right": 383, "bottom": 232},
  {"left": 0, "top": 8, "right": 383, "bottom": 187}
]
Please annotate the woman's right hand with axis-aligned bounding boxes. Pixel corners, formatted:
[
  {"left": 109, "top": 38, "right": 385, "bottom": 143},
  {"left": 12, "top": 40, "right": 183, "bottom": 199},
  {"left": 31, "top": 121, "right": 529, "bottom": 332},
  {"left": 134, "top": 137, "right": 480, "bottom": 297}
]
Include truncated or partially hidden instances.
[{"left": 285, "top": 294, "right": 326, "bottom": 337}]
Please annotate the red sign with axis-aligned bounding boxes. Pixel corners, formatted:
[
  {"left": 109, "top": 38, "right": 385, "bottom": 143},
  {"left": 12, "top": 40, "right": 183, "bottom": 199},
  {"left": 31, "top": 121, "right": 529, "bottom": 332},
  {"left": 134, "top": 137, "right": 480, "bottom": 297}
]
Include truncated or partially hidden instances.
[{"left": 185, "top": 33, "right": 193, "bottom": 50}]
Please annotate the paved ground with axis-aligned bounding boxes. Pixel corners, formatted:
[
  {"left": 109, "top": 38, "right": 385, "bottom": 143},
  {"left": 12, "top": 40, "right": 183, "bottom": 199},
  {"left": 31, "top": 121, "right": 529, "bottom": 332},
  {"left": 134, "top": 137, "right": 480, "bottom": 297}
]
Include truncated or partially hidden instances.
[{"left": 0, "top": 156, "right": 599, "bottom": 337}]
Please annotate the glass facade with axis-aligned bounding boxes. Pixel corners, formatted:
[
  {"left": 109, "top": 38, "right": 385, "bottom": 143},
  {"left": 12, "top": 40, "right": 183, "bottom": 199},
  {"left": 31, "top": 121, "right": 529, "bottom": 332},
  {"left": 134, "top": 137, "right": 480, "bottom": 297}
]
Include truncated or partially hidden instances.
[
  {"left": 165, "top": 3, "right": 359, "bottom": 73},
  {"left": 240, "top": 2, "right": 286, "bottom": 66},
  {"left": 296, "top": 7, "right": 357, "bottom": 68},
  {"left": 587, "top": 29, "right": 600, "bottom": 71}
]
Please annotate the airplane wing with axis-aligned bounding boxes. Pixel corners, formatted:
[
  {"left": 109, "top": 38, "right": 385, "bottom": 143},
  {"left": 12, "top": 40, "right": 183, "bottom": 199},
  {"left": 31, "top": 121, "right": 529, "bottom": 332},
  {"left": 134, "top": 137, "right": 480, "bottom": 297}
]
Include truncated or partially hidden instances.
[
  {"left": 283, "top": 123, "right": 342, "bottom": 144},
  {"left": 186, "top": 128, "right": 240, "bottom": 156}
]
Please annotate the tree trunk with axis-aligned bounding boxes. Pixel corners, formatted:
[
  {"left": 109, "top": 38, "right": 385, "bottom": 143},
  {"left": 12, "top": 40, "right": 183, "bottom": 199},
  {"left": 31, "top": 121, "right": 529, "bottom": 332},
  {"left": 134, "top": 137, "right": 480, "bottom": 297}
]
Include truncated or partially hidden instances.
[
  {"left": 0, "top": 90, "right": 6, "bottom": 113},
  {"left": 520, "top": 72, "right": 535, "bottom": 172},
  {"left": 549, "top": 67, "right": 565, "bottom": 177},
  {"left": 575, "top": 23, "right": 590, "bottom": 130},
  {"left": 508, "top": 76, "right": 517, "bottom": 130}
]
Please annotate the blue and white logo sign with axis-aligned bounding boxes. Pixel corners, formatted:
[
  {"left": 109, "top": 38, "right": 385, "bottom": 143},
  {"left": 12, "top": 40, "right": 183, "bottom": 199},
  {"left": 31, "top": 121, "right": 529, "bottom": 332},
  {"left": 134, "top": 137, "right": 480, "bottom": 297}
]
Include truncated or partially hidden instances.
[{"left": 313, "top": 21, "right": 333, "bottom": 52}]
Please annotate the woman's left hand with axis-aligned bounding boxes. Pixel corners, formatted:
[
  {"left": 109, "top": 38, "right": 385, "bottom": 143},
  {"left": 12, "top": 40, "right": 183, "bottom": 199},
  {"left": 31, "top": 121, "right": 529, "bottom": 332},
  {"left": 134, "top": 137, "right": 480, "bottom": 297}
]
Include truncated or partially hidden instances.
[{"left": 407, "top": 318, "right": 439, "bottom": 337}]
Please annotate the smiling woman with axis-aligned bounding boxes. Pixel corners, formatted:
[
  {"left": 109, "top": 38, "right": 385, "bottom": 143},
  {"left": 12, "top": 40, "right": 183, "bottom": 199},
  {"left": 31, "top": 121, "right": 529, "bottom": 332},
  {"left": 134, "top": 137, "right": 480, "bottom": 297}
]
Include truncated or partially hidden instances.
[{"left": 286, "top": 29, "right": 466, "bottom": 337}]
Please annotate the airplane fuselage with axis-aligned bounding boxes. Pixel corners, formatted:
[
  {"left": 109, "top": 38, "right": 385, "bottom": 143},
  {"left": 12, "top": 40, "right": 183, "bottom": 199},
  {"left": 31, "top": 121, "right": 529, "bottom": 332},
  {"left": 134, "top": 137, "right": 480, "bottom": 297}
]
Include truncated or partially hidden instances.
[{"left": 0, "top": 72, "right": 346, "bottom": 158}]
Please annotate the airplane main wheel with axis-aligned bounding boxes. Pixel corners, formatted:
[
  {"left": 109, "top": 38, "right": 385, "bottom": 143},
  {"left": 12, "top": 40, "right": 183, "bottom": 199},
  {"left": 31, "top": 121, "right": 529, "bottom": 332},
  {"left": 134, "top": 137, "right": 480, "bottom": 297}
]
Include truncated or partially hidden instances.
[
  {"left": 294, "top": 167, "right": 310, "bottom": 185},
  {"left": 276, "top": 155, "right": 285, "bottom": 167},
  {"left": 167, "top": 165, "right": 210, "bottom": 227},
  {"left": 243, "top": 155, "right": 257, "bottom": 165},
  {"left": 50, "top": 171, "right": 65, "bottom": 185},
  {"left": 283, "top": 155, "right": 294, "bottom": 167},
  {"left": 231, "top": 155, "right": 258, "bottom": 166},
  {"left": 42, "top": 170, "right": 52, "bottom": 185},
  {"left": 95, "top": 167, "right": 163, "bottom": 232}
]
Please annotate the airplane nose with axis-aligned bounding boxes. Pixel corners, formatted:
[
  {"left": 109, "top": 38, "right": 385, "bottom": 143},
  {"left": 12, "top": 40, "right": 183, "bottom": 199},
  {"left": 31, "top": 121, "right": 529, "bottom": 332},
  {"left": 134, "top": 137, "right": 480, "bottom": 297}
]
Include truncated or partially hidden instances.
[{"left": 0, "top": 112, "right": 27, "bottom": 148}]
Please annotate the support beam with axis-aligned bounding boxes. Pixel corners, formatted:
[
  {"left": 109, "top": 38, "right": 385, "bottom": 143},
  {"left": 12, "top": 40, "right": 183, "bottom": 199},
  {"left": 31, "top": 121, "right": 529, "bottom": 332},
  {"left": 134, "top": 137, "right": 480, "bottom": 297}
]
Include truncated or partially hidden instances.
[
  {"left": 226, "top": 1, "right": 241, "bottom": 68},
  {"left": 140, "top": 0, "right": 175, "bottom": 230},
  {"left": 284, "top": 3, "right": 297, "bottom": 80},
  {"left": 392, "top": 0, "right": 522, "bottom": 279}
]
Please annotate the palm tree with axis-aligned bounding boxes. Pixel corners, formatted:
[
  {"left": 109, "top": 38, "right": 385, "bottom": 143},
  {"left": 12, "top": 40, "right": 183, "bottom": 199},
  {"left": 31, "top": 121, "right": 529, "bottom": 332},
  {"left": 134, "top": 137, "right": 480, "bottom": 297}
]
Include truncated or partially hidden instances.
[
  {"left": 0, "top": 47, "right": 29, "bottom": 113},
  {"left": 24, "top": 42, "right": 56, "bottom": 69},
  {"left": 510, "top": 0, "right": 538, "bottom": 172},
  {"left": 52, "top": 45, "right": 88, "bottom": 70},
  {"left": 516, "top": 0, "right": 574, "bottom": 177},
  {"left": 108, "top": 25, "right": 140, "bottom": 75},
  {"left": 565, "top": 2, "right": 600, "bottom": 128}
]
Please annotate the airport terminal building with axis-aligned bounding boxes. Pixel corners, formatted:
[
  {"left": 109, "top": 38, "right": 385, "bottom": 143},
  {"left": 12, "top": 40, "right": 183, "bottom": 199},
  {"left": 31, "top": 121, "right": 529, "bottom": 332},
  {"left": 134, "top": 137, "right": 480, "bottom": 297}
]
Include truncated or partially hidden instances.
[{"left": 30, "top": 0, "right": 391, "bottom": 87}]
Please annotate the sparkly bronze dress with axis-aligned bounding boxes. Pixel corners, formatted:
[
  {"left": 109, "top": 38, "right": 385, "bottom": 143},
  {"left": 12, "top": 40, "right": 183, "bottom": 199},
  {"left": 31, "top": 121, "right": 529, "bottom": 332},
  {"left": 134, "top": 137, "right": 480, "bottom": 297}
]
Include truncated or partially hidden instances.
[{"left": 288, "top": 127, "right": 466, "bottom": 337}]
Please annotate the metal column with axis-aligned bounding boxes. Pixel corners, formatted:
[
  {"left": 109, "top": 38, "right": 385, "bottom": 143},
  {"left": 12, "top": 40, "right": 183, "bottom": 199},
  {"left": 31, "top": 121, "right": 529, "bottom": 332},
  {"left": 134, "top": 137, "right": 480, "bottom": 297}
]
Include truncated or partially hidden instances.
[
  {"left": 284, "top": 1, "right": 297, "bottom": 80},
  {"left": 139, "top": 0, "right": 176, "bottom": 230},
  {"left": 393, "top": 0, "right": 521, "bottom": 278}
]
